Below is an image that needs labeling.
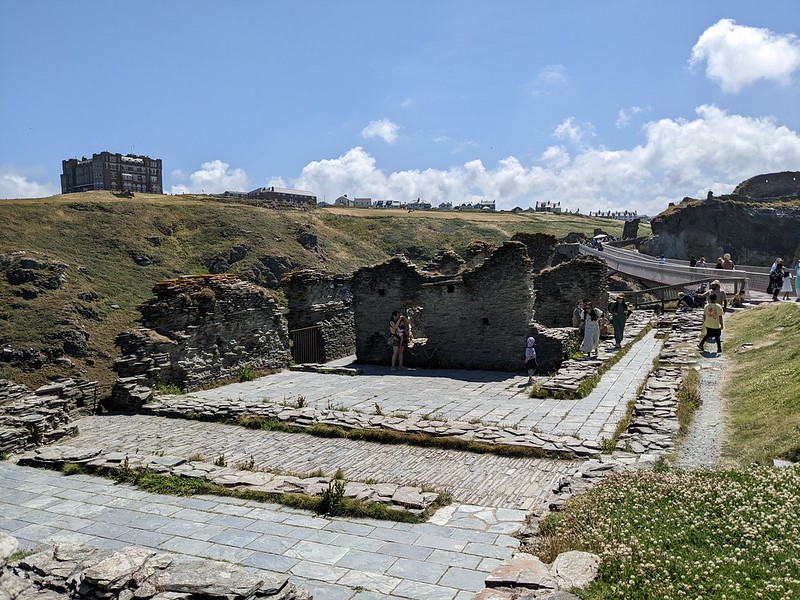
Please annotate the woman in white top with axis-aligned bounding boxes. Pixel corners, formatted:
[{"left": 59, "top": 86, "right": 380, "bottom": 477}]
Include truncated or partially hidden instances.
[{"left": 580, "top": 303, "right": 603, "bottom": 358}]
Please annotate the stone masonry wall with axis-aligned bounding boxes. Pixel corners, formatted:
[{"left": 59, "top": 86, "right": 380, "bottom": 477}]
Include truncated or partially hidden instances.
[
  {"left": 533, "top": 255, "right": 609, "bottom": 328},
  {"left": 351, "top": 243, "right": 537, "bottom": 371},
  {"left": 113, "top": 274, "right": 290, "bottom": 393},
  {"left": 284, "top": 269, "right": 355, "bottom": 362}
]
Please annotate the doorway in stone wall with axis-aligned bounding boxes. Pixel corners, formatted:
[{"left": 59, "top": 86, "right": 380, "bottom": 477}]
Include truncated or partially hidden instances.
[{"left": 289, "top": 325, "right": 323, "bottom": 364}]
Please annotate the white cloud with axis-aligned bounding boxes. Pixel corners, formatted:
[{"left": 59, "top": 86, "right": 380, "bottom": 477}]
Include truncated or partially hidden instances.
[
  {"left": 537, "top": 64, "right": 568, "bottom": 85},
  {"left": 361, "top": 119, "right": 400, "bottom": 144},
  {"left": 0, "top": 166, "right": 58, "bottom": 199},
  {"left": 690, "top": 19, "right": 800, "bottom": 92},
  {"left": 170, "top": 160, "right": 249, "bottom": 194},
  {"left": 616, "top": 106, "right": 646, "bottom": 129},
  {"left": 291, "top": 105, "right": 800, "bottom": 215},
  {"left": 553, "top": 118, "right": 594, "bottom": 148}
]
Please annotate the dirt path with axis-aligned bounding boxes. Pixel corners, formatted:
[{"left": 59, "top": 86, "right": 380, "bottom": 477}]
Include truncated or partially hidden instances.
[{"left": 673, "top": 352, "right": 728, "bottom": 469}]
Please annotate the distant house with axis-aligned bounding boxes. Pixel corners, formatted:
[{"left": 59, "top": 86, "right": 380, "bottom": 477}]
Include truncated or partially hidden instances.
[
  {"left": 353, "top": 197, "right": 372, "bottom": 208},
  {"left": 511, "top": 206, "right": 524, "bottom": 213},
  {"left": 535, "top": 200, "right": 562, "bottom": 214},
  {"left": 385, "top": 200, "right": 403, "bottom": 208},
  {"left": 373, "top": 200, "right": 385, "bottom": 208},
  {"left": 588, "top": 210, "right": 640, "bottom": 222},
  {"left": 407, "top": 198, "right": 431, "bottom": 210},
  {"left": 61, "top": 151, "right": 163, "bottom": 195},
  {"left": 247, "top": 186, "right": 317, "bottom": 205},
  {"left": 438, "top": 202, "right": 452, "bottom": 211},
  {"left": 334, "top": 195, "right": 352, "bottom": 207}
]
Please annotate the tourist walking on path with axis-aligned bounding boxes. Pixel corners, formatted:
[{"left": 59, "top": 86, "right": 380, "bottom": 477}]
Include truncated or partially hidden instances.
[
  {"left": 607, "top": 293, "right": 630, "bottom": 348},
  {"left": 697, "top": 256, "right": 706, "bottom": 267},
  {"left": 721, "top": 253, "right": 735, "bottom": 269},
  {"left": 389, "top": 310, "right": 407, "bottom": 370},
  {"left": 698, "top": 293, "right": 724, "bottom": 354},
  {"left": 524, "top": 336, "right": 537, "bottom": 385},
  {"left": 768, "top": 258, "right": 785, "bottom": 301},
  {"left": 580, "top": 302, "right": 603, "bottom": 358},
  {"left": 706, "top": 280, "right": 728, "bottom": 310}
]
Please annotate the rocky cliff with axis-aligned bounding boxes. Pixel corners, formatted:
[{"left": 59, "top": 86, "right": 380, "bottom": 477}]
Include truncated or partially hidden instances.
[{"left": 642, "top": 172, "right": 800, "bottom": 265}]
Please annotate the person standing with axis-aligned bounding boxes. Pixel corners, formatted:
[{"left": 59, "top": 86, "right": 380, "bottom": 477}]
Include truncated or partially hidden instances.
[
  {"left": 768, "top": 258, "right": 785, "bottom": 301},
  {"left": 697, "top": 257, "right": 707, "bottom": 267},
  {"left": 524, "top": 336, "right": 537, "bottom": 385},
  {"left": 698, "top": 293, "right": 724, "bottom": 354},
  {"left": 389, "top": 311, "right": 407, "bottom": 370},
  {"left": 795, "top": 259, "right": 800, "bottom": 302},
  {"left": 721, "top": 253, "right": 735, "bottom": 270},
  {"left": 607, "top": 294, "right": 630, "bottom": 348},
  {"left": 572, "top": 299, "right": 586, "bottom": 328},
  {"left": 781, "top": 266, "right": 794, "bottom": 300},
  {"left": 707, "top": 280, "right": 728, "bottom": 310},
  {"left": 580, "top": 302, "right": 603, "bottom": 358}
]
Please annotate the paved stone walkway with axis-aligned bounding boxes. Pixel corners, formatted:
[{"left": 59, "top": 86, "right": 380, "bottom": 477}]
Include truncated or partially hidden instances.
[
  {"left": 0, "top": 462, "right": 520, "bottom": 600},
  {"left": 1, "top": 331, "right": 665, "bottom": 599},
  {"left": 190, "top": 330, "right": 662, "bottom": 443}
]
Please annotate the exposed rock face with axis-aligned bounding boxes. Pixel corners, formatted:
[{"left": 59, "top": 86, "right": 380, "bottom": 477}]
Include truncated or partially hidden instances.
[
  {"left": 244, "top": 255, "right": 295, "bottom": 289},
  {"left": 2, "top": 252, "right": 68, "bottom": 293},
  {"left": 643, "top": 196, "right": 800, "bottom": 265},
  {"left": 284, "top": 269, "right": 355, "bottom": 363},
  {"left": 0, "top": 377, "right": 97, "bottom": 455},
  {"left": 1, "top": 538, "right": 311, "bottom": 600},
  {"left": 622, "top": 218, "right": 640, "bottom": 239},
  {"left": 732, "top": 171, "right": 800, "bottom": 200},
  {"left": 112, "top": 274, "right": 291, "bottom": 396}
]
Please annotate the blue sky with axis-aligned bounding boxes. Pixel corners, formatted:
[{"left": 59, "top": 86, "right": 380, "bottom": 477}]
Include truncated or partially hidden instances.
[{"left": 2, "top": 1, "right": 799, "bottom": 215}]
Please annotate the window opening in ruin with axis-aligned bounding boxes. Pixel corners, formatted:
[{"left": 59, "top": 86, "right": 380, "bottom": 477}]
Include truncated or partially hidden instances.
[
  {"left": 482, "top": 317, "right": 489, "bottom": 325},
  {"left": 378, "top": 288, "right": 386, "bottom": 296},
  {"left": 447, "top": 284, "right": 455, "bottom": 293},
  {"left": 405, "top": 305, "right": 427, "bottom": 345}
]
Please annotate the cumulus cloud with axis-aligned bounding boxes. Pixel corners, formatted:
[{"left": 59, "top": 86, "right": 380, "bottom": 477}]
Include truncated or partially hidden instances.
[
  {"left": 170, "top": 160, "right": 249, "bottom": 194},
  {"left": 0, "top": 166, "right": 58, "bottom": 199},
  {"left": 291, "top": 105, "right": 800, "bottom": 215},
  {"left": 361, "top": 119, "right": 399, "bottom": 144},
  {"left": 690, "top": 19, "right": 800, "bottom": 92}
]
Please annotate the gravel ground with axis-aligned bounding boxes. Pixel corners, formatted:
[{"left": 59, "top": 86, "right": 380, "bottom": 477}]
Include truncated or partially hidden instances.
[{"left": 674, "top": 351, "right": 727, "bottom": 469}]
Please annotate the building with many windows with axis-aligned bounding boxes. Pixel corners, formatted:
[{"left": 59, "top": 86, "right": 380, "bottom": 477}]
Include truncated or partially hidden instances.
[
  {"left": 61, "top": 152, "right": 163, "bottom": 194},
  {"left": 246, "top": 186, "right": 317, "bottom": 205}
]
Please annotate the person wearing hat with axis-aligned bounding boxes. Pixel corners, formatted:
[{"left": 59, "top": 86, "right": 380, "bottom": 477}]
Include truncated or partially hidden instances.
[{"left": 707, "top": 280, "right": 727, "bottom": 310}]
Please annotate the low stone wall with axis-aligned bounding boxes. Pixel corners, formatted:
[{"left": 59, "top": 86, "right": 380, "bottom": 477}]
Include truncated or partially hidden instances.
[
  {"left": 17, "top": 445, "right": 440, "bottom": 515},
  {"left": 112, "top": 274, "right": 291, "bottom": 393},
  {"left": 0, "top": 378, "right": 97, "bottom": 456},
  {"left": 0, "top": 532, "right": 310, "bottom": 600},
  {"left": 134, "top": 394, "right": 603, "bottom": 459}
]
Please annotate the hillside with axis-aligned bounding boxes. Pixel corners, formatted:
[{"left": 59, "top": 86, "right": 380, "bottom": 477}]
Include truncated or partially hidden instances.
[{"left": 0, "top": 191, "right": 643, "bottom": 391}]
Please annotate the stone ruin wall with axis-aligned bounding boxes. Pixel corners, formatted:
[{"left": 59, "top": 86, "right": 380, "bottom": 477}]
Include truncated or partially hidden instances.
[
  {"left": 284, "top": 269, "right": 355, "bottom": 362},
  {"left": 112, "top": 274, "right": 291, "bottom": 398},
  {"left": 534, "top": 255, "right": 609, "bottom": 328},
  {"left": 731, "top": 171, "right": 800, "bottom": 200},
  {"left": 351, "top": 243, "right": 541, "bottom": 371},
  {"left": 0, "top": 377, "right": 98, "bottom": 456}
]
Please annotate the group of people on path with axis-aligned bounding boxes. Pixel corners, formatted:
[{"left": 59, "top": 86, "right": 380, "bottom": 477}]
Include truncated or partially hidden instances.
[{"left": 571, "top": 295, "right": 631, "bottom": 359}]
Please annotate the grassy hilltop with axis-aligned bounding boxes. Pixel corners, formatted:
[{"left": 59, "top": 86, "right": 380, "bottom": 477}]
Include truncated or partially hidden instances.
[{"left": 0, "top": 191, "right": 643, "bottom": 390}]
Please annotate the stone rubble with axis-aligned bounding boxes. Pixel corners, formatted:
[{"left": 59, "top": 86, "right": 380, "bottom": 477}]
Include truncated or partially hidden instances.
[
  {"left": 15, "top": 445, "right": 441, "bottom": 515},
  {"left": 0, "top": 533, "right": 311, "bottom": 600},
  {"left": 0, "top": 378, "right": 98, "bottom": 456}
]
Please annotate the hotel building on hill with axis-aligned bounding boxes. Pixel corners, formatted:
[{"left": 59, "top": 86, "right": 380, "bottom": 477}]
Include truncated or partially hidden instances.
[{"left": 61, "top": 151, "right": 163, "bottom": 194}]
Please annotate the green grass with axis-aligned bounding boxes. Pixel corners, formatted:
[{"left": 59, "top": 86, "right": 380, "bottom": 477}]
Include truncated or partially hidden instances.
[
  {"left": 676, "top": 368, "right": 701, "bottom": 438},
  {"left": 721, "top": 303, "right": 800, "bottom": 464},
  {"left": 56, "top": 462, "right": 452, "bottom": 523},
  {"left": 232, "top": 414, "right": 568, "bottom": 459},
  {"left": 530, "top": 467, "right": 800, "bottom": 600}
]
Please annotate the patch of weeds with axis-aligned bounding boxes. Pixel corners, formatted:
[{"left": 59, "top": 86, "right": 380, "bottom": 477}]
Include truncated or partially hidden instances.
[
  {"left": 334, "top": 468, "right": 345, "bottom": 480},
  {"left": 392, "top": 412, "right": 410, "bottom": 419},
  {"left": 676, "top": 367, "right": 701, "bottom": 438},
  {"left": 374, "top": 402, "right": 383, "bottom": 416},
  {"left": 237, "top": 455, "right": 256, "bottom": 471},
  {"left": 326, "top": 400, "right": 347, "bottom": 411},
  {"left": 295, "top": 395, "right": 306, "bottom": 408},
  {"left": 320, "top": 478, "right": 346, "bottom": 515},
  {"left": 9, "top": 550, "right": 35, "bottom": 562},
  {"left": 306, "top": 468, "right": 326, "bottom": 478},
  {"left": 238, "top": 364, "right": 256, "bottom": 382},
  {"left": 187, "top": 453, "right": 206, "bottom": 462},
  {"left": 154, "top": 383, "right": 183, "bottom": 396},
  {"left": 421, "top": 411, "right": 447, "bottom": 422},
  {"left": 213, "top": 454, "right": 227, "bottom": 467},
  {"left": 62, "top": 462, "right": 84, "bottom": 476}
]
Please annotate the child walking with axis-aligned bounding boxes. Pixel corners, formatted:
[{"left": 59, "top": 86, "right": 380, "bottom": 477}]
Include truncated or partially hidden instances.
[
  {"left": 781, "top": 269, "right": 794, "bottom": 301},
  {"left": 524, "top": 336, "right": 537, "bottom": 385}
]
